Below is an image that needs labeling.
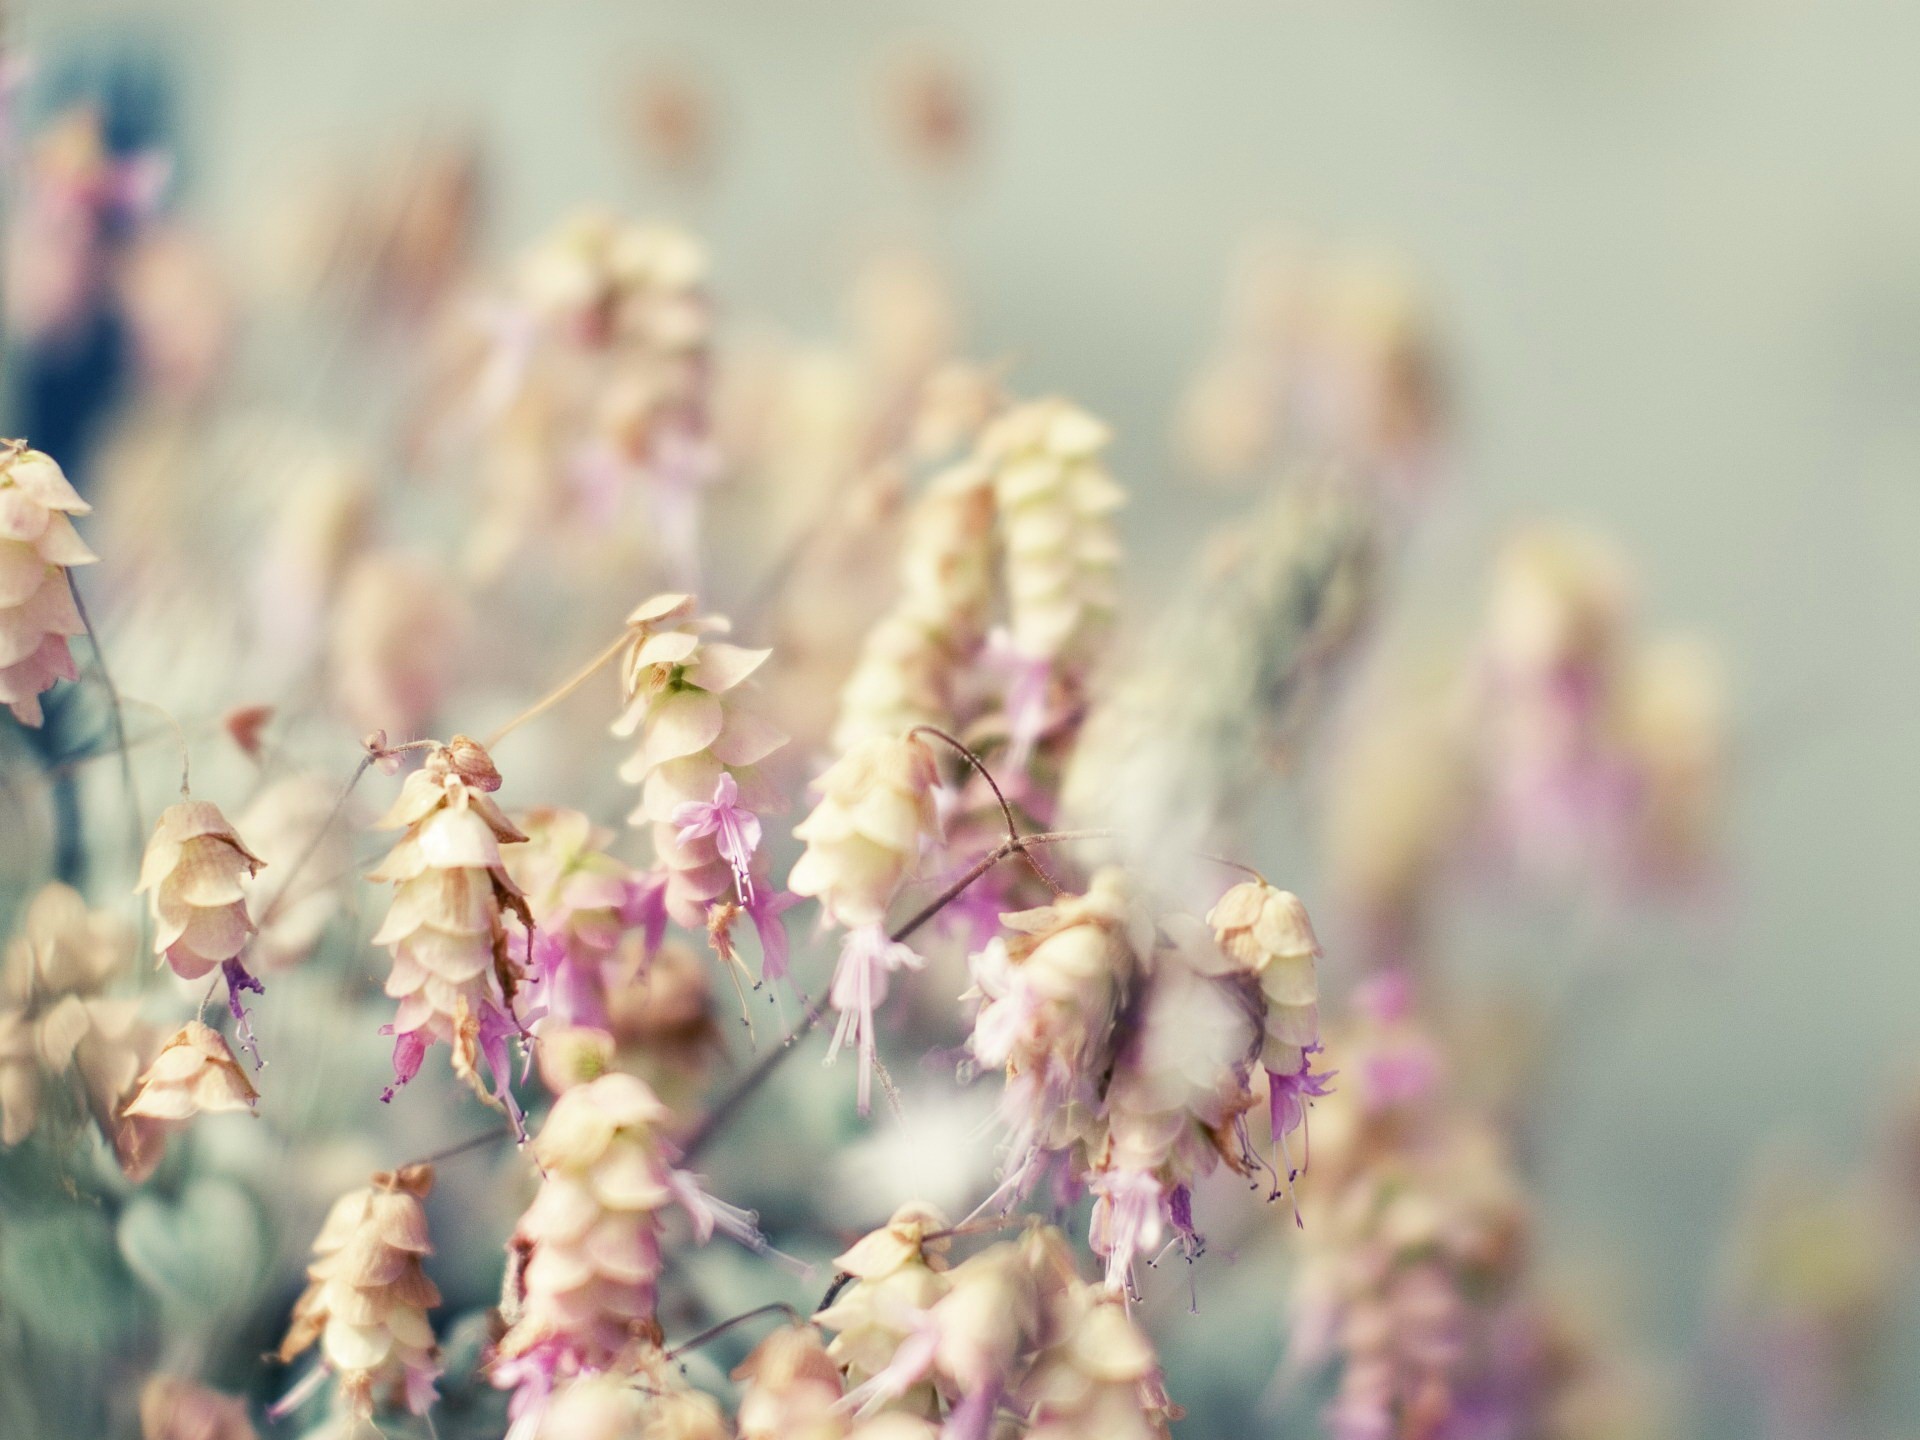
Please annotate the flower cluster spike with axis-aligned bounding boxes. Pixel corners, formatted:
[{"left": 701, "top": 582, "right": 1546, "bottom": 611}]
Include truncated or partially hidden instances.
[
  {"left": 613, "top": 592, "right": 792, "bottom": 979},
  {"left": 275, "top": 1163, "right": 442, "bottom": 1423},
  {"left": 734, "top": 1324, "right": 848, "bottom": 1440},
  {"left": 815, "top": 1202, "right": 953, "bottom": 1415},
  {"left": 832, "top": 462, "right": 997, "bottom": 753},
  {"left": 367, "top": 735, "right": 534, "bottom": 1126},
  {"left": 494, "top": 1072, "right": 758, "bottom": 1432},
  {"left": 787, "top": 731, "right": 940, "bottom": 1113},
  {"left": 0, "top": 440, "right": 95, "bottom": 726}
]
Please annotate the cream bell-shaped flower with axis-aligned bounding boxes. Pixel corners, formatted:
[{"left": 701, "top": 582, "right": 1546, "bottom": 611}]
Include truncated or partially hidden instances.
[
  {"left": 1207, "top": 880, "right": 1332, "bottom": 1152},
  {"left": 273, "top": 1164, "right": 442, "bottom": 1422},
  {"left": 367, "top": 736, "right": 534, "bottom": 1127},
  {"left": 965, "top": 868, "right": 1150, "bottom": 1207},
  {"left": 815, "top": 1201, "right": 953, "bottom": 1415},
  {"left": 493, "top": 1071, "right": 763, "bottom": 1432},
  {"left": 122, "top": 1020, "right": 259, "bottom": 1122},
  {"left": 138, "top": 802, "right": 265, "bottom": 983},
  {"left": 1022, "top": 1278, "right": 1175, "bottom": 1440},
  {"left": 0, "top": 440, "right": 96, "bottom": 727},
  {"left": 789, "top": 732, "right": 939, "bottom": 1113},
  {"left": 613, "top": 592, "right": 792, "bottom": 979},
  {"left": 533, "top": 1370, "right": 729, "bottom": 1440}
]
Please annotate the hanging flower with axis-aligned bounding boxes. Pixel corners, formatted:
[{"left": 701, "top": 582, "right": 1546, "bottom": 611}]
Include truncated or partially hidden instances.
[
  {"left": 122, "top": 1020, "right": 259, "bottom": 1123},
  {"left": 273, "top": 1164, "right": 442, "bottom": 1423},
  {"left": 136, "top": 801, "right": 268, "bottom": 1059},
  {"left": 138, "top": 1375, "right": 259, "bottom": 1440},
  {"left": 613, "top": 592, "right": 791, "bottom": 979},
  {"left": 366, "top": 736, "right": 533, "bottom": 1128},
  {"left": 0, "top": 440, "right": 95, "bottom": 727}
]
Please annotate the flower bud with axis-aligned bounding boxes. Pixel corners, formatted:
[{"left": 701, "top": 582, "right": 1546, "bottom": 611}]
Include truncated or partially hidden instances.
[{"left": 0, "top": 441, "right": 95, "bottom": 727}]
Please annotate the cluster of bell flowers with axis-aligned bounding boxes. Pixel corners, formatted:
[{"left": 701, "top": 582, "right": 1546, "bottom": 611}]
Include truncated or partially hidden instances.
[
  {"left": 614, "top": 592, "right": 794, "bottom": 983},
  {"left": 467, "top": 214, "right": 715, "bottom": 583},
  {"left": 964, "top": 870, "right": 1329, "bottom": 1291},
  {"left": 274, "top": 1164, "right": 443, "bottom": 1424},
  {"left": 0, "top": 882, "right": 160, "bottom": 1176},
  {"left": 1277, "top": 973, "right": 1637, "bottom": 1440},
  {"left": 492, "top": 1071, "right": 769, "bottom": 1438},
  {"left": 787, "top": 730, "right": 942, "bottom": 1114},
  {"left": 365, "top": 735, "right": 535, "bottom": 1129},
  {"left": 815, "top": 1205, "right": 1174, "bottom": 1440},
  {"left": 0, "top": 440, "right": 95, "bottom": 725},
  {"left": 831, "top": 461, "right": 998, "bottom": 754}
]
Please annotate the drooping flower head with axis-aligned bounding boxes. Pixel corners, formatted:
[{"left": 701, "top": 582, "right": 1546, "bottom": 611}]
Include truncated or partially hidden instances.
[
  {"left": 788, "top": 731, "right": 940, "bottom": 1113},
  {"left": 274, "top": 1163, "right": 442, "bottom": 1423},
  {"left": 137, "top": 801, "right": 268, "bottom": 1059},
  {"left": 494, "top": 1072, "right": 762, "bottom": 1433},
  {"left": 122, "top": 1020, "right": 259, "bottom": 1125},
  {"left": 0, "top": 440, "right": 94, "bottom": 726},
  {"left": 366, "top": 735, "right": 533, "bottom": 1126},
  {"left": 613, "top": 592, "right": 792, "bottom": 979}
]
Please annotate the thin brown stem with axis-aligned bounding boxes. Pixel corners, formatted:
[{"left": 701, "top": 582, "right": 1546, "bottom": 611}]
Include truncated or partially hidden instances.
[
  {"left": 484, "top": 631, "right": 629, "bottom": 751},
  {"left": 663, "top": 1301, "right": 805, "bottom": 1360},
  {"left": 908, "top": 723, "right": 1061, "bottom": 894},
  {"left": 406, "top": 1124, "right": 514, "bottom": 1170},
  {"left": 123, "top": 695, "right": 192, "bottom": 796},
  {"left": 256, "top": 751, "right": 374, "bottom": 930}
]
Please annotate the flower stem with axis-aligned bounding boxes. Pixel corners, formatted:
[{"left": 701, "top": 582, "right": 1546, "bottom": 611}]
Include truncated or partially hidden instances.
[
  {"left": 909, "top": 723, "right": 1062, "bottom": 894},
  {"left": 484, "top": 630, "right": 630, "bottom": 750}
]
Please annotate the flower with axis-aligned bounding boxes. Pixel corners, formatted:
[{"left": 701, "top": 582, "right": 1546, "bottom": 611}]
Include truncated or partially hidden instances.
[
  {"left": 788, "top": 733, "right": 939, "bottom": 932},
  {"left": 0, "top": 882, "right": 155, "bottom": 1173},
  {"left": 825, "top": 925, "right": 927, "bottom": 1117},
  {"left": 613, "top": 592, "right": 791, "bottom": 977},
  {"left": 122, "top": 1020, "right": 259, "bottom": 1121},
  {"left": 507, "top": 807, "right": 659, "bottom": 1030},
  {"left": 138, "top": 1375, "right": 259, "bottom": 1440},
  {"left": 1206, "top": 880, "right": 1333, "bottom": 1150},
  {"left": 367, "top": 736, "right": 533, "bottom": 1127},
  {"left": 137, "top": 802, "right": 266, "bottom": 983},
  {"left": 274, "top": 1164, "right": 442, "bottom": 1422},
  {"left": 816, "top": 1202, "right": 953, "bottom": 1412},
  {"left": 494, "top": 1072, "right": 759, "bottom": 1430},
  {"left": 734, "top": 1324, "right": 847, "bottom": 1440},
  {"left": 672, "top": 771, "right": 763, "bottom": 903},
  {"left": 0, "top": 439, "right": 95, "bottom": 726}
]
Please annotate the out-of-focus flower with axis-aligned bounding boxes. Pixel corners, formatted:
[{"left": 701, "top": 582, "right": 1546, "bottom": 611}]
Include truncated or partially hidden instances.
[
  {"left": 367, "top": 737, "right": 533, "bottom": 1126},
  {"left": 507, "top": 807, "right": 659, "bottom": 1031},
  {"left": 274, "top": 1163, "right": 442, "bottom": 1422},
  {"left": 628, "top": 66, "right": 717, "bottom": 181},
  {"left": 535, "top": 1369, "right": 729, "bottom": 1440},
  {"left": 833, "top": 463, "right": 996, "bottom": 752},
  {"left": 327, "top": 551, "right": 465, "bottom": 741},
  {"left": 123, "top": 1020, "right": 259, "bottom": 1122},
  {"left": 789, "top": 732, "right": 940, "bottom": 1112},
  {"left": 877, "top": 44, "right": 974, "bottom": 177},
  {"left": 138, "top": 1374, "right": 259, "bottom": 1440},
  {"left": 0, "top": 440, "right": 96, "bottom": 726},
  {"left": 0, "top": 882, "right": 151, "bottom": 1164},
  {"left": 1021, "top": 1247, "right": 1176, "bottom": 1440},
  {"left": 734, "top": 1324, "right": 848, "bottom": 1440}
]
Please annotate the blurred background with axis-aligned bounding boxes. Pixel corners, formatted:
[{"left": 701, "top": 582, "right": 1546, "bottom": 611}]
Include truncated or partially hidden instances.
[{"left": 3, "top": 3, "right": 1918, "bottom": 1439}]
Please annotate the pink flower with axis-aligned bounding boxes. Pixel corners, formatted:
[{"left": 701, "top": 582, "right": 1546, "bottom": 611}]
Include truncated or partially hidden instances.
[
  {"left": 825, "top": 924, "right": 925, "bottom": 1116},
  {"left": 1088, "top": 1168, "right": 1166, "bottom": 1291},
  {"left": 673, "top": 772, "right": 764, "bottom": 904}
]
